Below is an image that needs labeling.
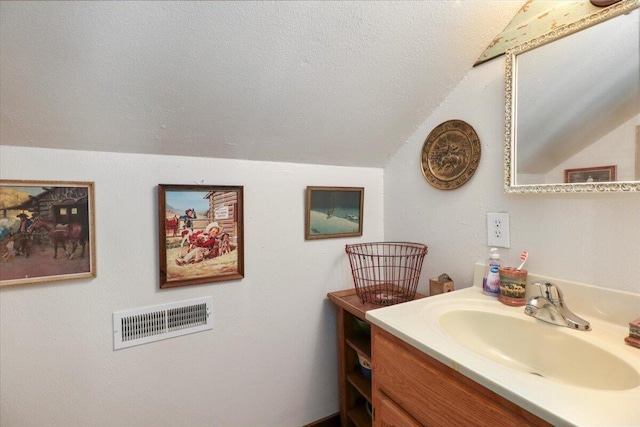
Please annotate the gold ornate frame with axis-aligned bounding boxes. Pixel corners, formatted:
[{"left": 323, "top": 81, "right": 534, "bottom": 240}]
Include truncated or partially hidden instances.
[
  {"left": 0, "top": 180, "right": 97, "bottom": 287},
  {"left": 504, "top": 0, "right": 640, "bottom": 193}
]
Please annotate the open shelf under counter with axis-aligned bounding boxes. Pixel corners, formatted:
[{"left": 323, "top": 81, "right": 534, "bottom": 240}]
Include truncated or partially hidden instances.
[{"left": 327, "top": 288, "right": 426, "bottom": 427}]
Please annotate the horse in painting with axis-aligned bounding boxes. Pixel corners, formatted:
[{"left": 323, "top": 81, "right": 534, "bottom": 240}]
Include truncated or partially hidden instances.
[
  {"left": 28, "top": 218, "right": 88, "bottom": 259},
  {"left": 165, "top": 215, "right": 180, "bottom": 236}
]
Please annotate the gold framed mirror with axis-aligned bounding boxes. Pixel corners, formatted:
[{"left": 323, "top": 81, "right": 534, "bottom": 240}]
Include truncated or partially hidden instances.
[{"left": 504, "top": 0, "right": 639, "bottom": 193}]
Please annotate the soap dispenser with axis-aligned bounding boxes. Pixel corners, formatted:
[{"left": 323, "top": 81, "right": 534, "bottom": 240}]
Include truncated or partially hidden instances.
[{"left": 483, "top": 248, "right": 501, "bottom": 297}]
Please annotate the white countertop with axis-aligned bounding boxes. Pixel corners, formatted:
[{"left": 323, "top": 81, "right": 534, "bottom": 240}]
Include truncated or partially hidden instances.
[{"left": 365, "top": 272, "right": 640, "bottom": 427}]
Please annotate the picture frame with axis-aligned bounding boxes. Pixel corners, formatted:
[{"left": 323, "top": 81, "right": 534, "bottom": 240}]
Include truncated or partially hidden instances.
[
  {"left": 158, "top": 184, "right": 244, "bottom": 288},
  {"left": 564, "top": 165, "right": 616, "bottom": 183},
  {"left": 0, "top": 180, "right": 97, "bottom": 287},
  {"left": 305, "top": 186, "right": 364, "bottom": 240}
]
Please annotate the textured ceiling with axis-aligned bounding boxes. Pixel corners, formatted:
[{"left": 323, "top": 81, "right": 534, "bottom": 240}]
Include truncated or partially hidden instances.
[{"left": 0, "top": 1, "right": 523, "bottom": 167}]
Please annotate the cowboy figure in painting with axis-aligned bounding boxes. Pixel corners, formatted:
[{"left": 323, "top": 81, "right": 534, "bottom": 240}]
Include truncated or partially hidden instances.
[
  {"left": 14, "top": 213, "right": 33, "bottom": 257},
  {"left": 175, "top": 222, "right": 223, "bottom": 266},
  {"left": 180, "top": 208, "right": 197, "bottom": 229},
  {"left": 175, "top": 246, "right": 211, "bottom": 265},
  {"left": 197, "top": 222, "right": 221, "bottom": 250}
]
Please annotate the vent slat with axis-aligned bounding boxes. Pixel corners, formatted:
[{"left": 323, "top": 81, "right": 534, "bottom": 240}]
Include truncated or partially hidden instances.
[{"left": 113, "top": 297, "right": 212, "bottom": 350}]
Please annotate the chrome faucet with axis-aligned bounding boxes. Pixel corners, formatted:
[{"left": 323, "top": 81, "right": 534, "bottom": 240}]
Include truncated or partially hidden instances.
[{"left": 524, "top": 282, "right": 591, "bottom": 331}]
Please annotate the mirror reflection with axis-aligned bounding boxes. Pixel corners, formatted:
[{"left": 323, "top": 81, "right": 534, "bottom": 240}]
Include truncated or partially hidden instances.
[{"left": 506, "top": 3, "right": 640, "bottom": 192}]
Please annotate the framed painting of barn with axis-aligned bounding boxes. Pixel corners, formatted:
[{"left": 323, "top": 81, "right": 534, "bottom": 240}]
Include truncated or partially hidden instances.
[
  {"left": 305, "top": 186, "right": 364, "bottom": 240},
  {"left": 0, "top": 180, "right": 97, "bottom": 287},
  {"left": 158, "top": 184, "right": 244, "bottom": 288}
]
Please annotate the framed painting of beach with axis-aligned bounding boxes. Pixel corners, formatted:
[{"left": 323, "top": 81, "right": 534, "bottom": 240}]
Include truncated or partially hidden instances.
[
  {"left": 0, "top": 180, "right": 97, "bottom": 287},
  {"left": 158, "top": 184, "right": 244, "bottom": 288},
  {"left": 305, "top": 186, "right": 363, "bottom": 240}
]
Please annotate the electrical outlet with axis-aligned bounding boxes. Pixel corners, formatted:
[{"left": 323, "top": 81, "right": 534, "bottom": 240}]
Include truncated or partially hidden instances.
[{"left": 487, "top": 212, "right": 510, "bottom": 248}]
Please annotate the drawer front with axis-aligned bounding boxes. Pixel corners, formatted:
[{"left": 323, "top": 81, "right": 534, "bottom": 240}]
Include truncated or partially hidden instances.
[{"left": 375, "top": 391, "right": 421, "bottom": 427}]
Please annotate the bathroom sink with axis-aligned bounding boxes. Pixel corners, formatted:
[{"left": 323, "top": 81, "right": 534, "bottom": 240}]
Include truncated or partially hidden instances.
[
  {"left": 367, "top": 269, "right": 640, "bottom": 426},
  {"left": 438, "top": 308, "right": 640, "bottom": 390}
]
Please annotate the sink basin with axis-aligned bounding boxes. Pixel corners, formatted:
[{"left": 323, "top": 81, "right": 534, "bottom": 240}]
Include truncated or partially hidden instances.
[
  {"left": 368, "top": 273, "right": 640, "bottom": 426},
  {"left": 438, "top": 308, "right": 640, "bottom": 390}
]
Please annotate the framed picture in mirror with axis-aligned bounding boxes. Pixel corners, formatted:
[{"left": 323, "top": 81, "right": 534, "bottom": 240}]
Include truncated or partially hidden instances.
[{"left": 564, "top": 165, "right": 616, "bottom": 183}]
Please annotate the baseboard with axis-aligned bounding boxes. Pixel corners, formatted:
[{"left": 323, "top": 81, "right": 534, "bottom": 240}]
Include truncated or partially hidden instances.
[{"left": 302, "top": 412, "right": 341, "bottom": 427}]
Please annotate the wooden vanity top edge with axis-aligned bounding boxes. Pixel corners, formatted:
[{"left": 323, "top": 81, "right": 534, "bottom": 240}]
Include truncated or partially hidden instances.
[{"left": 327, "top": 289, "right": 427, "bottom": 321}]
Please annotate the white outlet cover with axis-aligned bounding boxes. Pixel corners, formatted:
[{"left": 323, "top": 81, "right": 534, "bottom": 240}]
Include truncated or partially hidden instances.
[{"left": 487, "top": 212, "right": 510, "bottom": 248}]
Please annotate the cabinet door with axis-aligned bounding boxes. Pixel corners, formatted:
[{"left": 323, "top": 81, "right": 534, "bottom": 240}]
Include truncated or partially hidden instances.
[{"left": 375, "top": 392, "right": 421, "bottom": 427}]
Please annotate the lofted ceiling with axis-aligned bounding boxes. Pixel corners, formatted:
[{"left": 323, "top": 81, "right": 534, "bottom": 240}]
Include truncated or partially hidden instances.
[
  {"left": 0, "top": 1, "right": 524, "bottom": 168},
  {"left": 475, "top": 0, "right": 604, "bottom": 65}
]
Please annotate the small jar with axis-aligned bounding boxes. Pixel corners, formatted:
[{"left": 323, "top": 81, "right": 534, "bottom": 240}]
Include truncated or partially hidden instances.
[{"left": 498, "top": 267, "right": 528, "bottom": 306}]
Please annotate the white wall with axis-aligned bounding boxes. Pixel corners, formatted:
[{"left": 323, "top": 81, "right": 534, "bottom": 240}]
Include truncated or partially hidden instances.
[
  {"left": 0, "top": 147, "right": 384, "bottom": 427},
  {"left": 384, "top": 57, "right": 640, "bottom": 296}
]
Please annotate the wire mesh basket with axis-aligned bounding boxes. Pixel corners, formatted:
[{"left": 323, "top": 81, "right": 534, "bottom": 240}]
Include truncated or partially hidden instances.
[{"left": 345, "top": 242, "right": 428, "bottom": 306}]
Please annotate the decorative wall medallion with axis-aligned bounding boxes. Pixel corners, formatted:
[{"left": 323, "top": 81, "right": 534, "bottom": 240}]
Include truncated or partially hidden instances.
[{"left": 420, "top": 120, "right": 481, "bottom": 190}]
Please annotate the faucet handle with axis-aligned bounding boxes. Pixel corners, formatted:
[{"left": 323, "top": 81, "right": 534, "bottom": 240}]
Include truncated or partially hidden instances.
[
  {"left": 543, "top": 282, "right": 563, "bottom": 304},
  {"left": 528, "top": 282, "right": 547, "bottom": 297},
  {"left": 529, "top": 282, "right": 564, "bottom": 304},
  {"left": 527, "top": 282, "right": 564, "bottom": 306}
]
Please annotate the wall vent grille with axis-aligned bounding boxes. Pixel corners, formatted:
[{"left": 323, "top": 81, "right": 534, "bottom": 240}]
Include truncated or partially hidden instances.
[{"left": 113, "top": 297, "right": 212, "bottom": 350}]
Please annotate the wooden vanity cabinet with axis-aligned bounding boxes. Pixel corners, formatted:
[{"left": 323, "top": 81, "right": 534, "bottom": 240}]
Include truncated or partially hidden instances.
[
  {"left": 327, "top": 289, "right": 426, "bottom": 427},
  {"left": 371, "top": 326, "right": 552, "bottom": 427}
]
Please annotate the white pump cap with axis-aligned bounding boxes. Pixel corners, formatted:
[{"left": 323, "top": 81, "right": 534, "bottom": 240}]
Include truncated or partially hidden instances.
[{"left": 489, "top": 247, "right": 500, "bottom": 260}]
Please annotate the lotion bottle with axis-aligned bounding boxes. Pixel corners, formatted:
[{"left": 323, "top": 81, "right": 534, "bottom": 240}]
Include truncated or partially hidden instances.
[{"left": 483, "top": 248, "right": 501, "bottom": 297}]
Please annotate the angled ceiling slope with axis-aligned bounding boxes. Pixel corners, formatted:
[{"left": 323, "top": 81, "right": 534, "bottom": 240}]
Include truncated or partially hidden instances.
[
  {"left": 1, "top": 1, "right": 522, "bottom": 167},
  {"left": 475, "top": 0, "right": 604, "bottom": 65}
]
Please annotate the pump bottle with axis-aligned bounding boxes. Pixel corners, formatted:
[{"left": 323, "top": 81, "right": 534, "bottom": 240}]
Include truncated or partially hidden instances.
[{"left": 483, "top": 248, "right": 501, "bottom": 297}]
